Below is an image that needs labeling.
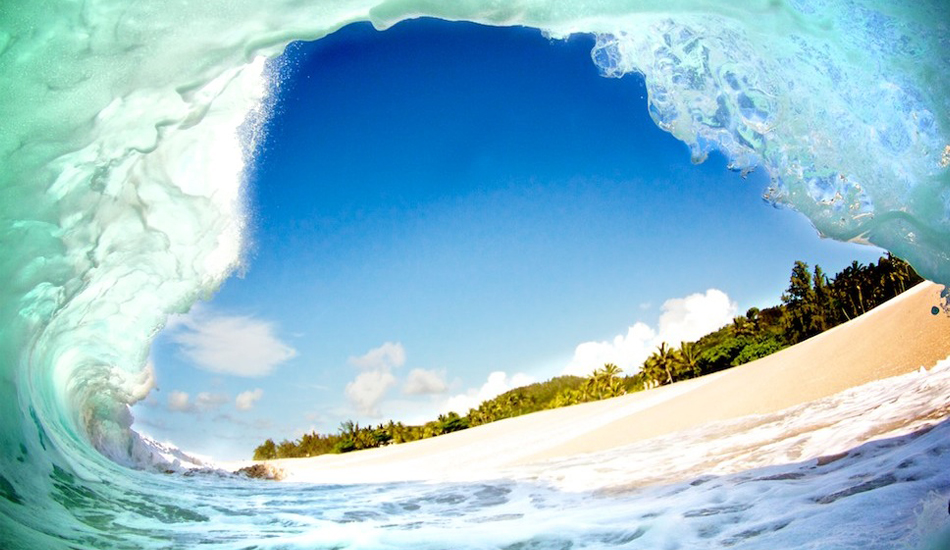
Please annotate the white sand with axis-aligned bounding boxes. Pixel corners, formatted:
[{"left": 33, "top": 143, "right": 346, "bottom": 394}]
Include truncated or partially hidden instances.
[{"left": 251, "top": 282, "right": 950, "bottom": 484}]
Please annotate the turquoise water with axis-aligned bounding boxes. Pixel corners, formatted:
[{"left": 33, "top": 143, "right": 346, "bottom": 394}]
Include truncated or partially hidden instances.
[{"left": 1, "top": 0, "right": 948, "bottom": 548}]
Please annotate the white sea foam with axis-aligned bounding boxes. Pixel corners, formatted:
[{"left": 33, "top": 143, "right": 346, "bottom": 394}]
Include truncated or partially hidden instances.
[
  {"left": 515, "top": 357, "right": 950, "bottom": 490},
  {"left": 179, "top": 358, "right": 948, "bottom": 549},
  {"left": 0, "top": 1, "right": 948, "bottom": 548}
]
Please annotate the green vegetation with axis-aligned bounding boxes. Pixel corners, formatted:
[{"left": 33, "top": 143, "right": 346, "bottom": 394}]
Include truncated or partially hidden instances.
[{"left": 253, "top": 254, "right": 921, "bottom": 461}]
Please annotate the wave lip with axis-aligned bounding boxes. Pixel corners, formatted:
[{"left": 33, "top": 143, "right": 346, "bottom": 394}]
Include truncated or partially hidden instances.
[{"left": 0, "top": 1, "right": 948, "bottom": 548}]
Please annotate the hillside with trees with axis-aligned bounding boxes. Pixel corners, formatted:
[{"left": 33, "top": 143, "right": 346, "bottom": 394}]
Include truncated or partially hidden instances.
[{"left": 253, "top": 254, "right": 921, "bottom": 460}]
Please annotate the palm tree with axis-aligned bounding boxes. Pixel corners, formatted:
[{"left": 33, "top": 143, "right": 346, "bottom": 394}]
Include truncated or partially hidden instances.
[
  {"left": 581, "top": 376, "right": 597, "bottom": 401},
  {"left": 677, "top": 341, "right": 700, "bottom": 378},
  {"left": 584, "top": 364, "right": 625, "bottom": 400},
  {"left": 745, "top": 307, "right": 760, "bottom": 332},
  {"left": 732, "top": 315, "right": 754, "bottom": 337},
  {"left": 654, "top": 342, "right": 677, "bottom": 385},
  {"left": 601, "top": 363, "right": 622, "bottom": 378},
  {"left": 642, "top": 343, "right": 677, "bottom": 386},
  {"left": 390, "top": 421, "right": 407, "bottom": 444},
  {"left": 551, "top": 388, "right": 582, "bottom": 407},
  {"left": 846, "top": 260, "right": 867, "bottom": 314},
  {"left": 599, "top": 363, "right": 625, "bottom": 397},
  {"left": 253, "top": 439, "right": 277, "bottom": 460},
  {"left": 640, "top": 354, "right": 663, "bottom": 388},
  {"left": 812, "top": 264, "right": 832, "bottom": 332}
]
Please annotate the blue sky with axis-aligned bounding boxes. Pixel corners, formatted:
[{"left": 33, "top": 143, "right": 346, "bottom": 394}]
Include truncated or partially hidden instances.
[{"left": 132, "top": 19, "right": 883, "bottom": 461}]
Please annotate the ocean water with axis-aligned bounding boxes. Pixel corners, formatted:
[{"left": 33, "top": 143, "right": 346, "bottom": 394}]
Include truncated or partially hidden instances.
[{"left": 1, "top": 1, "right": 949, "bottom": 548}]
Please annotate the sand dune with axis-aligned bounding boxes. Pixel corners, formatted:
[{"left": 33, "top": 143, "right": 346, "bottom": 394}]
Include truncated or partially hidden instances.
[{"left": 262, "top": 282, "right": 950, "bottom": 484}]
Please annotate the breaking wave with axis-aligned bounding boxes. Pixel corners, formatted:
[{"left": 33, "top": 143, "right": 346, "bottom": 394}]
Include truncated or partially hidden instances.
[{"left": 0, "top": 0, "right": 947, "bottom": 548}]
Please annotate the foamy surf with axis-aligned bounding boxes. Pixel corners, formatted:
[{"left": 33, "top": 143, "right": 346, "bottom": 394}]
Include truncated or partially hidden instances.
[
  {"left": 1, "top": 0, "right": 948, "bottom": 548},
  {"left": 156, "top": 361, "right": 950, "bottom": 549}
]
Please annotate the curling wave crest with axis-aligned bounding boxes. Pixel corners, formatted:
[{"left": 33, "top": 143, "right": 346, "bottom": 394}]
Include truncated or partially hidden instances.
[{"left": 0, "top": 0, "right": 947, "bottom": 548}]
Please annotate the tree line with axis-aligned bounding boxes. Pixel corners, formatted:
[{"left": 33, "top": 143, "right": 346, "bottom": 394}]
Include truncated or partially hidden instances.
[{"left": 253, "top": 254, "right": 921, "bottom": 460}]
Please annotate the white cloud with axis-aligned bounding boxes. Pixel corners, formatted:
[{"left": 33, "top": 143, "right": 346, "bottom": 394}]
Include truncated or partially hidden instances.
[
  {"left": 348, "top": 342, "right": 406, "bottom": 370},
  {"left": 345, "top": 370, "right": 397, "bottom": 417},
  {"left": 195, "top": 392, "right": 229, "bottom": 410},
  {"left": 442, "top": 371, "right": 535, "bottom": 415},
  {"left": 170, "top": 308, "right": 297, "bottom": 377},
  {"left": 168, "top": 391, "right": 191, "bottom": 412},
  {"left": 563, "top": 289, "right": 737, "bottom": 377},
  {"left": 657, "top": 289, "right": 737, "bottom": 345},
  {"left": 343, "top": 342, "right": 408, "bottom": 417},
  {"left": 563, "top": 322, "right": 658, "bottom": 377},
  {"left": 403, "top": 368, "right": 448, "bottom": 395},
  {"left": 235, "top": 388, "right": 264, "bottom": 411},
  {"left": 167, "top": 390, "right": 230, "bottom": 413}
]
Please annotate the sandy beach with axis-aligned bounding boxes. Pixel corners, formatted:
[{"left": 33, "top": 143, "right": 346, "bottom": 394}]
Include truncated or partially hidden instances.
[{"left": 254, "top": 282, "right": 950, "bottom": 485}]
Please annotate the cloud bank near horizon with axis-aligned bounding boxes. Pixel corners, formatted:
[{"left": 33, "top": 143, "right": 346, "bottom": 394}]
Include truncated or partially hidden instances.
[
  {"left": 345, "top": 342, "right": 406, "bottom": 417},
  {"left": 563, "top": 289, "right": 737, "bottom": 377}
]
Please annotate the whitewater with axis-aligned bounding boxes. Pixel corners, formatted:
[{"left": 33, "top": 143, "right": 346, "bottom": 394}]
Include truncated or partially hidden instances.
[{"left": 0, "top": 0, "right": 948, "bottom": 548}]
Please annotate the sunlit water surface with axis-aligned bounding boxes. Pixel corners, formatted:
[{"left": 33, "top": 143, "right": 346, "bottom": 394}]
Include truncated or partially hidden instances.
[{"left": 1, "top": 0, "right": 948, "bottom": 548}]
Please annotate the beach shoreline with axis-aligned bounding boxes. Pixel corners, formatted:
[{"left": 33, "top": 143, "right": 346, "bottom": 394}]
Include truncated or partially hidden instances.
[{"left": 227, "top": 282, "right": 950, "bottom": 486}]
